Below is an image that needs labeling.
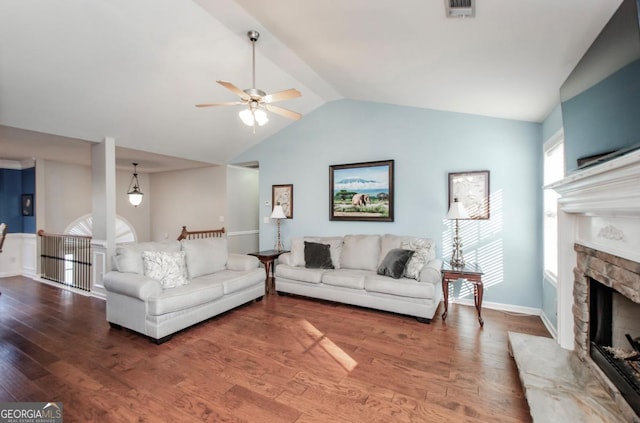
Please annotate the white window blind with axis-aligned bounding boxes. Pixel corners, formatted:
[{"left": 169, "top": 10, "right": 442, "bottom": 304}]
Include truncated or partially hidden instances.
[{"left": 543, "top": 132, "right": 564, "bottom": 280}]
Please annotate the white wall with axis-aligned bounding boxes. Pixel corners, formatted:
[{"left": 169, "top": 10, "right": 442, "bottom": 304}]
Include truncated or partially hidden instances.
[
  {"left": 41, "top": 159, "right": 152, "bottom": 240},
  {"left": 116, "top": 170, "right": 151, "bottom": 241},
  {"left": 150, "top": 165, "right": 227, "bottom": 241},
  {"left": 226, "top": 165, "right": 259, "bottom": 253},
  {"left": 43, "top": 160, "right": 92, "bottom": 232}
]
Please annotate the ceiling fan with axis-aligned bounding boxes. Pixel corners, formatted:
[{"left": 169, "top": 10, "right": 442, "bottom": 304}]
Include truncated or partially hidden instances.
[{"left": 196, "top": 30, "right": 302, "bottom": 129}]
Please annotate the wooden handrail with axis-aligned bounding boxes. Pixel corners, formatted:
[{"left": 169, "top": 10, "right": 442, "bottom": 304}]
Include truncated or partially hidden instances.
[
  {"left": 177, "top": 226, "right": 225, "bottom": 241},
  {"left": 37, "top": 229, "right": 92, "bottom": 239}
]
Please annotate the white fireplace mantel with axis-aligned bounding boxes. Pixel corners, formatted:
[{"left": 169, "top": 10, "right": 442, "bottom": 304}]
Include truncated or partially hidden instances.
[{"left": 549, "top": 148, "right": 640, "bottom": 350}]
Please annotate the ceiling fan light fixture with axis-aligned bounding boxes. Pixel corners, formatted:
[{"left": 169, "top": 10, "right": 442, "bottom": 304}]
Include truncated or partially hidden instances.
[
  {"left": 238, "top": 108, "right": 269, "bottom": 127},
  {"left": 197, "top": 29, "right": 302, "bottom": 127},
  {"left": 254, "top": 109, "right": 268, "bottom": 126}
]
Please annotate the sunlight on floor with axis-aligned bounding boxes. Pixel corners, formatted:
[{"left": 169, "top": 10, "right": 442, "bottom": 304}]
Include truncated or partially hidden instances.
[{"left": 299, "top": 319, "right": 358, "bottom": 372}]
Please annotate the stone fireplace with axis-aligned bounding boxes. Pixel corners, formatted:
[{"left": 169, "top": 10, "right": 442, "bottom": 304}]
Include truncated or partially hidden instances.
[
  {"left": 573, "top": 244, "right": 640, "bottom": 416},
  {"left": 550, "top": 148, "right": 640, "bottom": 419}
]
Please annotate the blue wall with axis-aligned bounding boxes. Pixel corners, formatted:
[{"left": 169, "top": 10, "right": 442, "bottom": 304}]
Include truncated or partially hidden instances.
[
  {"left": 234, "top": 99, "right": 543, "bottom": 309},
  {"left": 562, "top": 59, "right": 640, "bottom": 172},
  {"left": 0, "top": 166, "right": 36, "bottom": 233},
  {"left": 22, "top": 167, "right": 36, "bottom": 233}
]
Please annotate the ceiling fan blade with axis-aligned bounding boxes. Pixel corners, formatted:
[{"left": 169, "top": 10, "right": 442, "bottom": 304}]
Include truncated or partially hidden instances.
[
  {"left": 195, "top": 101, "right": 245, "bottom": 108},
  {"left": 216, "top": 80, "right": 250, "bottom": 100},
  {"left": 265, "top": 104, "right": 302, "bottom": 120},
  {"left": 263, "top": 88, "right": 302, "bottom": 103}
]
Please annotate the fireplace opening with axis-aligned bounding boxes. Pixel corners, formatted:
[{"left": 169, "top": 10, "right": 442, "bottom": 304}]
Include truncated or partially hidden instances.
[{"left": 589, "top": 277, "right": 640, "bottom": 416}]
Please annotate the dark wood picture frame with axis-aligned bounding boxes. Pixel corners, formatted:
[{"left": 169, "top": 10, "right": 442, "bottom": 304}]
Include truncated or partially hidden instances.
[
  {"left": 272, "top": 184, "right": 293, "bottom": 219},
  {"left": 329, "top": 159, "right": 394, "bottom": 222},
  {"left": 448, "top": 170, "right": 490, "bottom": 219},
  {"left": 22, "top": 194, "right": 34, "bottom": 216}
]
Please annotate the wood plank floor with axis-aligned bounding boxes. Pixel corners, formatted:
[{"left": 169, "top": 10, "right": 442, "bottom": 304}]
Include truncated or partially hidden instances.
[{"left": 0, "top": 276, "right": 550, "bottom": 422}]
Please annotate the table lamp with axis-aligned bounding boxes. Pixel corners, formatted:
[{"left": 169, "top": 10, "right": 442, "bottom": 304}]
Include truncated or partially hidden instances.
[
  {"left": 270, "top": 204, "right": 287, "bottom": 251},
  {"left": 447, "top": 198, "right": 469, "bottom": 268}
]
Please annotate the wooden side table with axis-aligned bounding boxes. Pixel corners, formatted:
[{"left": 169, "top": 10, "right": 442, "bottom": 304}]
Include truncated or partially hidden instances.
[
  {"left": 441, "top": 262, "right": 484, "bottom": 327},
  {"left": 248, "top": 250, "right": 288, "bottom": 295}
]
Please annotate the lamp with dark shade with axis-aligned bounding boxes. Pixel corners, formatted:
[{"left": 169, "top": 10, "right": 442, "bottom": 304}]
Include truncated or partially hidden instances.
[{"left": 447, "top": 198, "right": 469, "bottom": 268}]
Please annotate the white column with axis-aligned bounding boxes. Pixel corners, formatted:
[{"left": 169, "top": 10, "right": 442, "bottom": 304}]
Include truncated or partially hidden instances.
[
  {"left": 556, "top": 209, "right": 577, "bottom": 350},
  {"left": 91, "top": 137, "right": 117, "bottom": 297}
]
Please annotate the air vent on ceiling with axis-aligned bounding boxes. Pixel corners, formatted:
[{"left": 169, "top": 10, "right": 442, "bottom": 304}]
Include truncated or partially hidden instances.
[{"left": 445, "top": 0, "right": 475, "bottom": 18}]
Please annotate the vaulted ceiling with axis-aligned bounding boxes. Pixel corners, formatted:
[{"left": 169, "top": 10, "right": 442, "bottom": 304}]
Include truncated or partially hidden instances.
[{"left": 0, "top": 0, "right": 621, "bottom": 169}]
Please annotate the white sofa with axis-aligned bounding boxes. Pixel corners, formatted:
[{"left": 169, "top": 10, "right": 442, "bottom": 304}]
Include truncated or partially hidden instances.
[
  {"left": 103, "top": 237, "right": 264, "bottom": 343},
  {"left": 275, "top": 234, "right": 443, "bottom": 322}
]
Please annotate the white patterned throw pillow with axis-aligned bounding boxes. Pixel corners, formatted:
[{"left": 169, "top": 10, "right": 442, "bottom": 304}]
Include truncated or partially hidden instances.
[
  {"left": 401, "top": 238, "right": 434, "bottom": 280},
  {"left": 142, "top": 250, "right": 189, "bottom": 289}
]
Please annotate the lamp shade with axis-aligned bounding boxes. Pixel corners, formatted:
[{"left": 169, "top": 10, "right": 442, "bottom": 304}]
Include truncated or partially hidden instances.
[
  {"left": 270, "top": 204, "right": 287, "bottom": 219},
  {"left": 447, "top": 198, "right": 469, "bottom": 220},
  {"left": 127, "top": 162, "right": 143, "bottom": 207},
  {"left": 239, "top": 108, "right": 269, "bottom": 127},
  {"left": 238, "top": 108, "right": 254, "bottom": 126},
  {"left": 128, "top": 190, "right": 143, "bottom": 207}
]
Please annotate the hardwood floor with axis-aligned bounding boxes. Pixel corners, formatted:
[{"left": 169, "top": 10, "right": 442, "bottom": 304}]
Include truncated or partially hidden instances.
[{"left": 0, "top": 276, "right": 550, "bottom": 422}]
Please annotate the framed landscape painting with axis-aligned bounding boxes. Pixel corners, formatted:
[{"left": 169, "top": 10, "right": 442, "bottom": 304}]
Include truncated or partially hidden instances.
[
  {"left": 448, "top": 170, "right": 490, "bottom": 219},
  {"left": 329, "top": 160, "right": 394, "bottom": 222}
]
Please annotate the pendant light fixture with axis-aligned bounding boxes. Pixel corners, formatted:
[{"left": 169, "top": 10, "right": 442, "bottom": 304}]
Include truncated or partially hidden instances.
[{"left": 127, "top": 162, "right": 143, "bottom": 207}]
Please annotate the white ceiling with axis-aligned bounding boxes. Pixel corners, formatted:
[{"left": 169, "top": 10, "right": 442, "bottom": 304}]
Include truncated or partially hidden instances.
[{"left": 0, "top": 0, "right": 622, "bottom": 169}]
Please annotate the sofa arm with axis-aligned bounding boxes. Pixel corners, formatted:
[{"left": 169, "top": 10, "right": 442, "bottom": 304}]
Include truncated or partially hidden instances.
[
  {"left": 278, "top": 252, "right": 293, "bottom": 266},
  {"left": 419, "top": 258, "right": 443, "bottom": 284},
  {"left": 103, "top": 271, "right": 162, "bottom": 300},
  {"left": 227, "top": 253, "right": 259, "bottom": 271}
]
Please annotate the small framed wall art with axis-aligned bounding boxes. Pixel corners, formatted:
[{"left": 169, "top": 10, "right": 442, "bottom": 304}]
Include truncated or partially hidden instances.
[
  {"left": 448, "top": 170, "right": 490, "bottom": 219},
  {"left": 22, "top": 194, "right": 34, "bottom": 216},
  {"left": 329, "top": 159, "right": 394, "bottom": 222},
  {"left": 272, "top": 184, "right": 293, "bottom": 218}
]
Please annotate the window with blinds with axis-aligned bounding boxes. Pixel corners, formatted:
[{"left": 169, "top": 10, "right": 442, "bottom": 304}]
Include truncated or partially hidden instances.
[{"left": 543, "top": 131, "right": 565, "bottom": 280}]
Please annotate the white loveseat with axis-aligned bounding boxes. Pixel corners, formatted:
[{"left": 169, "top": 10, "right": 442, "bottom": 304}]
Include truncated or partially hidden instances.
[
  {"left": 103, "top": 237, "right": 264, "bottom": 343},
  {"left": 275, "top": 234, "right": 443, "bottom": 322}
]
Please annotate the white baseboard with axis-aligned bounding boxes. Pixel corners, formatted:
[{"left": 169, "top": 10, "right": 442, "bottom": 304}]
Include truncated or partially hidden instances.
[
  {"left": 453, "top": 298, "right": 542, "bottom": 316},
  {"left": 539, "top": 311, "right": 558, "bottom": 339},
  {"left": 30, "top": 276, "right": 92, "bottom": 297}
]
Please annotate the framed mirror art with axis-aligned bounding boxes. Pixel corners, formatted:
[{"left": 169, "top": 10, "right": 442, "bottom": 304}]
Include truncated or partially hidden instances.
[{"left": 448, "top": 170, "right": 490, "bottom": 219}]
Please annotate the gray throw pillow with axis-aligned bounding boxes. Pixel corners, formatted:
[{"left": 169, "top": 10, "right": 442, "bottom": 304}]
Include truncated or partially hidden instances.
[
  {"left": 377, "top": 248, "right": 415, "bottom": 279},
  {"left": 304, "top": 241, "right": 335, "bottom": 269}
]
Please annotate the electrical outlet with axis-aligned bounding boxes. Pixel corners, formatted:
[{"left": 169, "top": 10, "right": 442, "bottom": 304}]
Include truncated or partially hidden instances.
[
  {"left": 263, "top": 217, "right": 269, "bottom": 224},
  {"left": 10, "top": 257, "right": 17, "bottom": 264},
  {"left": 219, "top": 215, "right": 224, "bottom": 222}
]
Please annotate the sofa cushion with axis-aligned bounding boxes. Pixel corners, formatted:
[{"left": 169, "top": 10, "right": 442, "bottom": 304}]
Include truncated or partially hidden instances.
[
  {"left": 142, "top": 250, "right": 189, "bottom": 289},
  {"left": 115, "top": 241, "right": 181, "bottom": 274},
  {"left": 339, "top": 235, "right": 381, "bottom": 271},
  {"left": 291, "top": 236, "right": 343, "bottom": 268},
  {"left": 226, "top": 253, "right": 259, "bottom": 271},
  {"left": 401, "top": 238, "right": 435, "bottom": 280},
  {"left": 365, "top": 274, "right": 436, "bottom": 300},
  {"left": 193, "top": 269, "right": 263, "bottom": 295},
  {"left": 379, "top": 234, "right": 404, "bottom": 266},
  {"left": 304, "top": 241, "right": 335, "bottom": 269},
  {"left": 147, "top": 279, "right": 224, "bottom": 316},
  {"left": 322, "top": 269, "right": 366, "bottom": 289},
  {"left": 181, "top": 238, "right": 228, "bottom": 278},
  {"left": 377, "top": 248, "right": 414, "bottom": 279},
  {"left": 276, "top": 265, "right": 325, "bottom": 284}
]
